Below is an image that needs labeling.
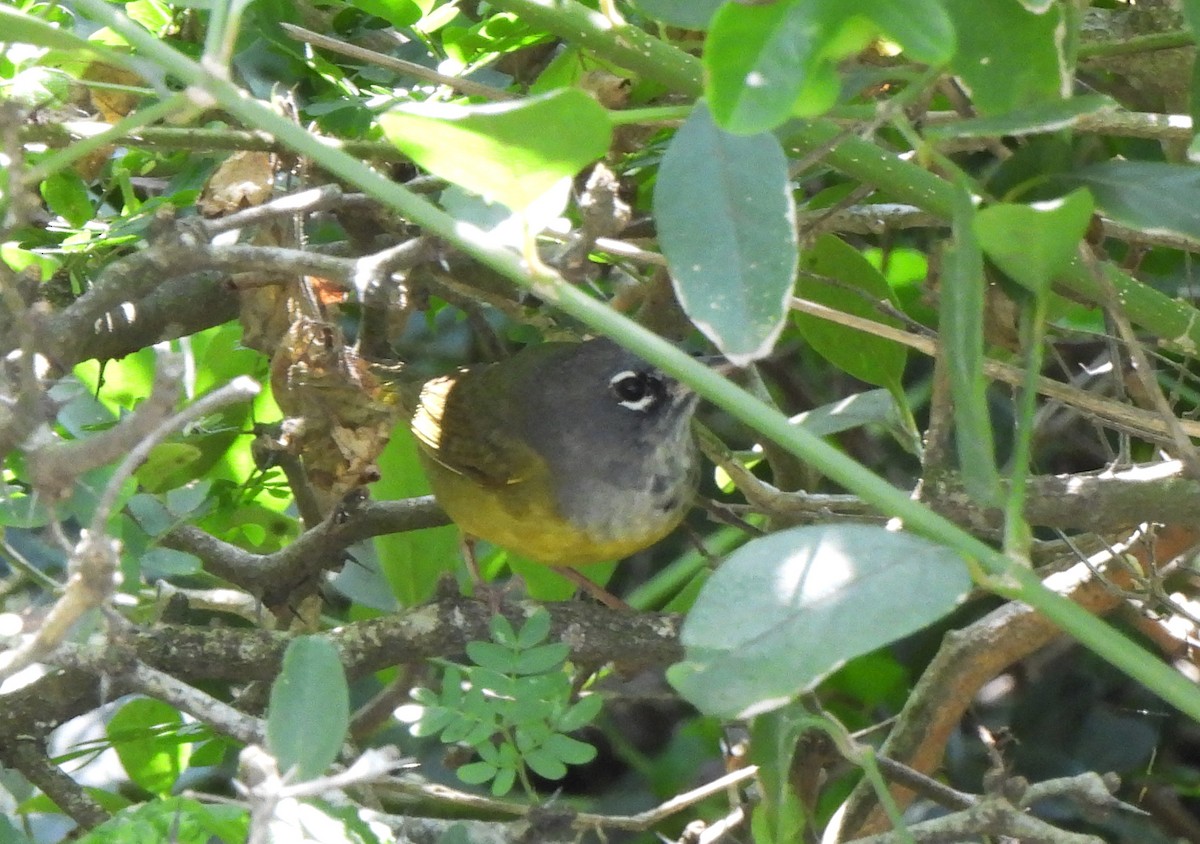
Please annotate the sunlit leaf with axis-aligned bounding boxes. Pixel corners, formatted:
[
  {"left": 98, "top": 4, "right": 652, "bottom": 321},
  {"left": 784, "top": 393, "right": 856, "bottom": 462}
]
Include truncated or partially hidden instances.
[
  {"left": 107, "top": 699, "right": 189, "bottom": 797},
  {"left": 668, "top": 524, "right": 970, "bottom": 718},
  {"left": 379, "top": 89, "right": 611, "bottom": 213}
]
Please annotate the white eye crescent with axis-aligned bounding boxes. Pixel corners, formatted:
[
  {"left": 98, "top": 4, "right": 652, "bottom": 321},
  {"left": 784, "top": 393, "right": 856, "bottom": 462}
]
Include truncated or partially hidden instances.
[{"left": 609, "top": 370, "right": 662, "bottom": 412}]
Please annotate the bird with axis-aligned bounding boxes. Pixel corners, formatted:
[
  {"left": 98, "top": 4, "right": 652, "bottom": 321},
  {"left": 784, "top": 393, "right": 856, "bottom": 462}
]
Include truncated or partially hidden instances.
[{"left": 407, "top": 337, "right": 701, "bottom": 570}]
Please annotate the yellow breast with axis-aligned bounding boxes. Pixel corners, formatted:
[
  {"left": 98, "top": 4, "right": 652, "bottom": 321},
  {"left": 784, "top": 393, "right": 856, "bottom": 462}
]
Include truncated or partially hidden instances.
[{"left": 417, "top": 451, "right": 686, "bottom": 566}]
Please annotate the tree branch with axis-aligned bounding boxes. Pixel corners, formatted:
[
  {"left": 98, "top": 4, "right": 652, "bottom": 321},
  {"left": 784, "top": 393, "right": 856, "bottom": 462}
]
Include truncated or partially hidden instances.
[{"left": 0, "top": 599, "right": 682, "bottom": 746}]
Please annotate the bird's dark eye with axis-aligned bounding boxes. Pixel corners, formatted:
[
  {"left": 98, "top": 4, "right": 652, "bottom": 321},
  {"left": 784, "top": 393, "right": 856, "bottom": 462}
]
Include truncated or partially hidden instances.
[{"left": 609, "top": 370, "right": 662, "bottom": 411}]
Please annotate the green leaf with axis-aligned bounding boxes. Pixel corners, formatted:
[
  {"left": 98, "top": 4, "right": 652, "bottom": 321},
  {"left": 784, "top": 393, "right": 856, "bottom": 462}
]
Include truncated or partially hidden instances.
[
  {"left": 750, "top": 703, "right": 811, "bottom": 843},
  {"left": 705, "top": 0, "right": 852, "bottom": 133},
  {"left": 942, "top": 0, "right": 1069, "bottom": 114},
  {"left": 524, "top": 748, "right": 568, "bottom": 780},
  {"left": 73, "top": 797, "right": 248, "bottom": 844},
  {"left": 491, "top": 765, "right": 516, "bottom": 796},
  {"left": 706, "top": 0, "right": 953, "bottom": 134},
  {"left": 515, "top": 608, "right": 551, "bottom": 648},
  {"left": 0, "top": 486, "right": 52, "bottom": 529},
  {"left": 371, "top": 428, "right": 460, "bottom": 606},
  {"left": 514, "top": 722, "right": 552, "bottom": 750},
  {"left": 106, "top": 699, "right": 189, "bottom": 797},
  {"left": 542, "top": 732, "right": 596, "bottom": 765},
  {"left": 465, "top": 673, "right": 498, "bottom": 702},
  {"left": 631, "top": 0, "right": 723, "bottom": 29},
  {"left": 975, "top": 190, "right": 1093, "bottom": 295},
  {"left": 466, "top": 641, "right": 518, "bottom": 673},
  {"left": 412, "top": 705, "right": 456, "bottom": 737},
  {"left": 455, "top": 761, "right": 497, "bottom": 785},
  {"left": 489, "top": 614, "right": 520, "bottom": 647},
  {"left": 40, "top": 170, "right": 94, "bottom": 228},
  {"left": 133, "top": 443, "right": 204, "bottom": 493},
  {"left": 348, "top": 0, "right": 422, "bottom": 28},
  {"left": 0, "top": 5, "right": 126, "bottom": 59},
  {"left": 266, "top": 636, "right": 349, "bottom": 782},
  {"left": 379, "top": 89, "right": 612, "bottom": 213},
  {"left": 924, "top": 94, "right": 1117, "bottom": 140},
  {"left": 795, "top": 234, "right": 907, "bottom": 389},
  {"left": 1060, "top": 161, "right": 1200, "bottom": 246},
  {"left": 124, "top": 0, "right": 172, "bottom": 33},
  {"left": 512, "top": 643, "right": 570, "bottom": 674},
  {"left": 19, "top": 786, "right": 131, "bottom": 817},
  {"left": 791, "top": 389, "right": 899, "bottom": 438},
  {"left": 1, "top": 242, "right": 60, "bottom": 281},
  {"left": 557, "top": 694, "right": 603, "bottom": 732},
  {"left": 942, "top": 185, "right": 1000, "bottom": 504},
  {"left": 166, "top": 481, "right": 213, "bottom": 519},
  {"left": 508, "top": 555, "right": 616, "bottom": 601},
  {"left": 440, "top": 716, "right": 477, "bottom": 745},
  {"left": 667, "top": 524, "right": 971, "bottom": 718},
  {"left": 655, "top": 103, "right": 797, "bottom": 365},
  {"left": 140, "top": 547, "right": 202, "bottom": 578},
  {"left": 855, "top": 0, "right": 955, "bottom": 65}
]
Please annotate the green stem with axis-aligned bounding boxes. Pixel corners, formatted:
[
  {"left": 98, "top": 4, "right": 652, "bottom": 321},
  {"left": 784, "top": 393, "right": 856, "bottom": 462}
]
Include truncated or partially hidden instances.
[
  {"left": 23, "top": 122, "right": 410, "bottom": 161},
  {"left": 1077, "top": 29, "right": 1195, "bottom": 58},
  {"left": 1003, "top": 293, "right": 1049, "bottom": 561},
  {"left": 24, "top": 95, "right": 188, "bottom": 184},
  {"left": 854, "top": 745, "right": 915, "bottom": 844},
  {"left": 74, "top": 0, "right": 1200, "bottom": 724},
  {"left": 486, "top": 0, "right": 703, "bottom": 96},
  {"left": 607, "top": 105, "right": 691, "bottom": 125},
  {"left": 810, "top": 711, "right": 915, "bottom": 843}
]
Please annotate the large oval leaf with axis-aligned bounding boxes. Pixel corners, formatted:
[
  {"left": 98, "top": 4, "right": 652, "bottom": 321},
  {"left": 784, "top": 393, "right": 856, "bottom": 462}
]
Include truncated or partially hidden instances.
[
  {"left": 379, "top": 89, "right": 612, "bottom": 213},
  {"left": 655, "top": 102, "right": 797, "bottom": 365},
  {"left": 667, "top": 524, "right": 971, "bottom": 719},
  {"left": 266, "top": 636, "right": 349, "bottom": 782}
]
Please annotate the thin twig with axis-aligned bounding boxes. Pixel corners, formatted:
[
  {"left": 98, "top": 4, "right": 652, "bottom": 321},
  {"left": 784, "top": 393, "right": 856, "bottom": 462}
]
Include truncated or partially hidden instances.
[
  {"left": 53, "top": 639, "right": 265, "bottom": 746},
  {"left": 1076, "top": 244, "right": 1200, "bottom": 479},
  {"left": 789, "top": 296, "right": 1200, "bottom": 445}
]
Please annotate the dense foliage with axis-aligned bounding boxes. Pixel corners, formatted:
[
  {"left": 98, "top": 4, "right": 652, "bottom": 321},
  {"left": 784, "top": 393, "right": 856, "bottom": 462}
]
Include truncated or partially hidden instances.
[{"left": 5, "top": 0, "right": 1200, "bottom": 842}]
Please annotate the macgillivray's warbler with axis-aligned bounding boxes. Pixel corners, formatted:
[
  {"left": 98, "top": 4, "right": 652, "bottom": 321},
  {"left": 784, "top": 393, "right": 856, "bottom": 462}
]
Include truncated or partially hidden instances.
[{"left": 407, "top": 337, "right": 700, "bottom": 567}]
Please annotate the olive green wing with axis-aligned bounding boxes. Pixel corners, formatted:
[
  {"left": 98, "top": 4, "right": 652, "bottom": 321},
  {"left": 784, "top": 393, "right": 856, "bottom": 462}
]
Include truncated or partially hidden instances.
[{"left": 409, "top": 370, "right": 539, "bottom": 487}]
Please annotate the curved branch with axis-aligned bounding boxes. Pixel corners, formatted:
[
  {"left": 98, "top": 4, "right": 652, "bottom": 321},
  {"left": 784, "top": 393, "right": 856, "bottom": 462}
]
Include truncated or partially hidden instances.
[{"left": 163, "top": 495, "right": 449, "bottom": 602}]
